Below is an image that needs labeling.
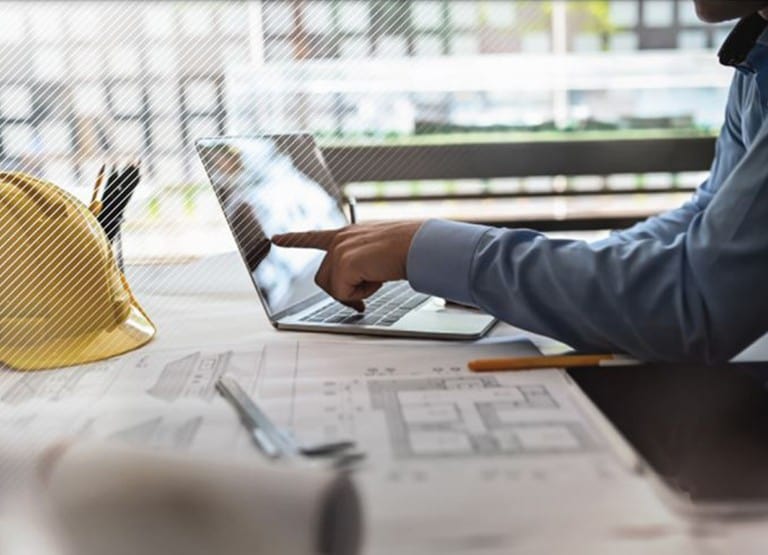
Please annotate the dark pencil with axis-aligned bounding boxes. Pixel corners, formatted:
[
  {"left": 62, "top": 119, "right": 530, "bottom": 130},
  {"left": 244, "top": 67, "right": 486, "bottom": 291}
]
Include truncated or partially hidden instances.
[{"left": 98, "top": 162, "right": 141, "bottom": 243}]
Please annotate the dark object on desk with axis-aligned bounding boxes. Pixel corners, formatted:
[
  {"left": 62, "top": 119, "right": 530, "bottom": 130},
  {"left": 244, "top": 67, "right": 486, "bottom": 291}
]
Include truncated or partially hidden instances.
[
  {"left": 95, "top": 162, "right": 141, "bottom": 271},
  {"left": 570, "top": 361, "right": 768, "bottom": 511},
  {"left": 97, "top": 162, "right": 141, "bottom": 243}
]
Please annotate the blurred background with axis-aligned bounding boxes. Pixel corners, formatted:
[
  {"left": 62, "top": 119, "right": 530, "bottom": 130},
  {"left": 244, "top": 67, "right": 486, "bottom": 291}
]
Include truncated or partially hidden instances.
[{"left": 0, "top": 1, "right": 732, "bottom": 262}]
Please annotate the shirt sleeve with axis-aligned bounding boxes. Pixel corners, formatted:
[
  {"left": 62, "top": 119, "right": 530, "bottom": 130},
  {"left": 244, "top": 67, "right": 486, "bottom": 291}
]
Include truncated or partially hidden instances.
[
  {"left": 407, "top": 95, "right": 768, "bottom": 363},
  {"left": 598, "top": 72, "right": 747, "bottom": 246}
]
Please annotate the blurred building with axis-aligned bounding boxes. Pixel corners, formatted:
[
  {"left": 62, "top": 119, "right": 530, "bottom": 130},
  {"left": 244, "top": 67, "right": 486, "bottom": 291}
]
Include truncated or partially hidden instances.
[{"left": 0, "top": 1, "right": 736, "bottom": 260}]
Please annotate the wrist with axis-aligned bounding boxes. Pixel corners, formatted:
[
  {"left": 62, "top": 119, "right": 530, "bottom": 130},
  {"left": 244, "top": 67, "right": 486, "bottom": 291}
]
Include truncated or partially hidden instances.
[{"left": 406, "top": 219, "right": 491, "bottom": 304}]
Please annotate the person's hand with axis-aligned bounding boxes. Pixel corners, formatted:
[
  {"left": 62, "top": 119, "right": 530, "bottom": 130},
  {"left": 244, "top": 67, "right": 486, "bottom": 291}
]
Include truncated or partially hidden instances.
[{"left": 272, "top": 221, "right": 423, "bottom": 311}]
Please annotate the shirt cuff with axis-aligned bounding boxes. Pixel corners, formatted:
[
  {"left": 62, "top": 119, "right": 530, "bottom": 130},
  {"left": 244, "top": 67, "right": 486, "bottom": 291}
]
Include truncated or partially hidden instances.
[{"left": 406, "top": 219, "right": 492, "bottom": 305}]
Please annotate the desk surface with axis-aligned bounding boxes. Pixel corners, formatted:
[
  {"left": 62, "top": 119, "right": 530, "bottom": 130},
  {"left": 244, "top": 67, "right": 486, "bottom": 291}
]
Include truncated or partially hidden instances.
[{"left": 117, "top": 254, "right": 765, "bottom": 554}]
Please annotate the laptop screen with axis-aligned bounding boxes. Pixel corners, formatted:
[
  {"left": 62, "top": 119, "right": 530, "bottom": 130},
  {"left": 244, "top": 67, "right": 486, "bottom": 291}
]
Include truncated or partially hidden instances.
[{"left": 196, "top": 135, "right": 347, "bottom": 317}]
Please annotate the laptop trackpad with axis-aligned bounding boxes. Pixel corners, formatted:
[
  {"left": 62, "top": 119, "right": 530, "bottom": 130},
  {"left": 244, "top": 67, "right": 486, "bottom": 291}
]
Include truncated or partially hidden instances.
[{"left": 392, "top": 305, "right": 493, "bottom": 333}]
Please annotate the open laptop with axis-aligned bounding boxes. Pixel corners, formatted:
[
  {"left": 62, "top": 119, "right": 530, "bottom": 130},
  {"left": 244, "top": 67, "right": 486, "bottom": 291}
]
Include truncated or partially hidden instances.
[{"left": 196, "top": 134, "right": 496, "bottom": 340}]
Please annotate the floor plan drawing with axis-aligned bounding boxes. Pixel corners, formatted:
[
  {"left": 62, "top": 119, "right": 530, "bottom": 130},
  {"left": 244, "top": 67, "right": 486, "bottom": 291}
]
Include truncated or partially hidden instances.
[
  {"left": 368, "top": 376, "right": 595, "bottom": 459},
  {"left": 0, "top": 363, "right": 118, "bottom": 405},
  {"left": 147, "top": 351, "right": 234, "bottom": 402}
]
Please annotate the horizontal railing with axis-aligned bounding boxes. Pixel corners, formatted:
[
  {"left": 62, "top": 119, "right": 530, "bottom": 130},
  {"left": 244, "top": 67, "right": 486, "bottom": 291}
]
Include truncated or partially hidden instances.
[{"left": 321, "top": 136, "right": 716, "bottom": 230}]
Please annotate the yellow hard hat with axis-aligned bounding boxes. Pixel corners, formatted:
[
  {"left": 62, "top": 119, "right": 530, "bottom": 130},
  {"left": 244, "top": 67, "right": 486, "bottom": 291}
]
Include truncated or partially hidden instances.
[{"left": 0, "top": 172, "right": 155, "bottom": 371}]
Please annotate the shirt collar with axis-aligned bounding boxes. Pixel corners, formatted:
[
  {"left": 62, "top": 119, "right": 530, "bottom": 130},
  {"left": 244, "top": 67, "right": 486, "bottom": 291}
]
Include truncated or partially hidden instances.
[
  {"left": 758, "top": 25, "right": 768, "bottom": 47},
  {"left": 719, "top": 13, "right": 768, "bottom": 101}
]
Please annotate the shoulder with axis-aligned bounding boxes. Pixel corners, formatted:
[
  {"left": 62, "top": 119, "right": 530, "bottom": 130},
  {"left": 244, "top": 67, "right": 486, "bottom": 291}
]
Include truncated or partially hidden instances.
[{"left": 728, "top": 70, "right": 749, "bottom": 107}]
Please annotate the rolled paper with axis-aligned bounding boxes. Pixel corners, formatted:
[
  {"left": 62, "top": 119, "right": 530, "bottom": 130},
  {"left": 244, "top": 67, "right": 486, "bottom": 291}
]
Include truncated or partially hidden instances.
[{"left": 46, "top": 443, "right": 363, "bottom": 555}]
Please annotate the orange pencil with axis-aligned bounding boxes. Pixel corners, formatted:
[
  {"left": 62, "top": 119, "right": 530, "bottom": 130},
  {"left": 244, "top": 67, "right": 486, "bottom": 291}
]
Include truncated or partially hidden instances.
[{"left": 468, "top": 353, "right": 638, "bottom": 372}]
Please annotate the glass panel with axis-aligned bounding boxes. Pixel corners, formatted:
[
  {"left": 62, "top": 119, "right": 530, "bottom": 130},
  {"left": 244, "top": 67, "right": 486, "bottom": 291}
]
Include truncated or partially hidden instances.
[
  {"left": 72, "top": 48, "right": 104, "bottom": 79},
  {"left": 679, "top": 31, "right": 708, "bottom": 50},
  {"left": 151, "top": 117, "right": 183, "bottom": 152},
  {"left": 679, "top": 2, "right": 702, "bottom": 26},
  {"left": 108, "top": 47, "right": 142, "bottom": 77},
  {"left": 485, "top": 3, "right": 516, "bottom": 29},
  {"left": 0, "top": 86, "right": 33, "bottom": 119},
  {"left": 111, "top": 83, "right": 145, "bottom": 117},
  {"left": 302, "top": 2, "right": 334, "bottom": 34},
  {"left": 338, "top": 2, "right": 370, "bottom": 33},
  {"left": 29, "top": 5, "right": 64, "bottom": 42},
  {"left": 643, "top": 0, "right": 675, "bottom": 28},
  {"left": 146, "top": 47, "right": 179, "bottom": 76},
  {"left": 414, "top": 35, "right": 444, "bottom": 57},
  {"left": 39, "top": 121, "right": 73, "bottom": 156},
  {"left": 110, "top": 120, "right": 146, "bottom": 153},
  {"left": 74, "top": 85, "right": 107, "bottom": 116},
  {"left": 180, "top": 5, "right": 213, "bottom": 36},
  {"left": 143, "top": 5, "right": 176, "bottom": 38},
  {"left": 609, "top": 0, "right": 639, "bottom": 27},
  {"left": 147, "top": 82, "right": 180, "bottom": 115},
  {"left": 376, "top": 35, "right": 409, "bottom": 58},
  {"left": 0, "top": 0, "right": 729, "bottom": 263},
  {"left": 185, "top": 115, "right": 219, "bottom": 141},
  {"left": 2, "top": 124, "right": 37, "bottom": 157},
  {"left": 0, "top": 9, "right": 26, "bottom": 44},
  {"left": 34, "top": 49, "right": 66, "bottom": 80},
  {"left": 184, "top": 80, "right": 218, "bottom": 113},
  {"left": 263, "top": 1, "right": 294, "bottom": 34},
  {"left": 412, "top": 2, "right": 444, "bottom": 31},
  {"left": 67, "top": 6, "right": 101, "bottom": 41},
  {"left": 449, "top": 2, "right": 479, "bottom": 30}
]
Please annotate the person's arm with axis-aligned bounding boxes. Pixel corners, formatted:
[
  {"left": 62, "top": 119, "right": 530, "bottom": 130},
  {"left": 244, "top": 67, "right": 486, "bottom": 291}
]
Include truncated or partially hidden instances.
[
  {"left": 597, "top": 73, "right": 746, "bottom": 246},
  {"left": 409, "top": 114, "right": 768, "bottom": 363}
]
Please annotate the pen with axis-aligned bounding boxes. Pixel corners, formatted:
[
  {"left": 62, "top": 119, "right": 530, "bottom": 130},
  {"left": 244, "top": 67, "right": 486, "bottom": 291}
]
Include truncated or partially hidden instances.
[
  {"left": 89, "top": 163, "right": 106, "bottom": 216},
  {"left": 468, "top": 353, "right": 639, "bottom": 372}
]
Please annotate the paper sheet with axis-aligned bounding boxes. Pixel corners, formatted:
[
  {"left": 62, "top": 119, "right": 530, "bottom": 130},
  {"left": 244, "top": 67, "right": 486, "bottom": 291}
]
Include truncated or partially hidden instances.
[
  {"left": 247, "top": 338, "right": 689, "bottom": 553},
  {"left": 0, "top": 345, "right": 266, "bottom": 457},
  {"left": 0, "top": 337, "right": 687, "bottom": 554},
  {"left": 48, "top": 443, "right": 362, "bottom": 555}
]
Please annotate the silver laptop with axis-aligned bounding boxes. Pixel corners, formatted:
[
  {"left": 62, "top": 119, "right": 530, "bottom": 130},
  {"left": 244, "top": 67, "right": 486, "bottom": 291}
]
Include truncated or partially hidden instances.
[{"left": 196, "top": 134, "right": 496, "bottom": 340}]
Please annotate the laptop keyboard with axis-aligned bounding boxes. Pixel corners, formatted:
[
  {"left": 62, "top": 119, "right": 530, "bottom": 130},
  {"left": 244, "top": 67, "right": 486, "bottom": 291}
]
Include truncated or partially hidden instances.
[{"left": 299, "top": 281, "right": 430, "bottom": 327}]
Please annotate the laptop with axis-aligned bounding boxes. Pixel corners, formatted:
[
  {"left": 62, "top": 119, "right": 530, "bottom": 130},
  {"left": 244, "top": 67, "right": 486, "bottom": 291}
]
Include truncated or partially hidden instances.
[{"left": 195, "top": 134, "right": 497, "bottom": 340}]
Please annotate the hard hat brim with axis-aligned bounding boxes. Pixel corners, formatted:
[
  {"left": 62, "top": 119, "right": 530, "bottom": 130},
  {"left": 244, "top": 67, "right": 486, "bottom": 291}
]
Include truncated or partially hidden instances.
[{"left": 0, "top": 304, "right": 156, "bottom": 372}]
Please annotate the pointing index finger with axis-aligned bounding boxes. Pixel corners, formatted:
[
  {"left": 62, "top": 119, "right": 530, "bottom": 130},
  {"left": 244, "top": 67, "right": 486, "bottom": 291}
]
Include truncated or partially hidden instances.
[{"left": 271, "top": 229, "right": 339, "bottom": 250}]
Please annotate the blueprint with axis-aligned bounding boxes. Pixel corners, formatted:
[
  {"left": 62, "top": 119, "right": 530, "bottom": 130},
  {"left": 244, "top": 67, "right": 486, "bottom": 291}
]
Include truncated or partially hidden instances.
[
  {"left": 246, "top": 338, "right": 687, "bottom": 554},
  {"left": 368, "top": 377, "right": 594, "bottom": 459},
  {"left": 0, "top": 338, "right": 605, "bottom": 465},
  {"left": 252, "top": 339, "right": 601, "bottom": 461},
  {"left": 0, "top": 362, "right": 119, "bottom": 405},
  {"left": 0, "top": 337, "right": 686, "bottom": 554},
  {"left": 0, "top": 345, "right": 265, "bottom": 456}
]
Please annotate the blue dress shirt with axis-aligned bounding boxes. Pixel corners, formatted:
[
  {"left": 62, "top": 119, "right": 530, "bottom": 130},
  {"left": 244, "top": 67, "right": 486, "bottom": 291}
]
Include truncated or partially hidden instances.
[{"left": 407, "top": 27, "right": 768, "bottom": 362}]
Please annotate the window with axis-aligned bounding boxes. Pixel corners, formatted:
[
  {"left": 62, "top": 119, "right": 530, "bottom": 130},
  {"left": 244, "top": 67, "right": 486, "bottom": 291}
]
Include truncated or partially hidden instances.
[
  {"left": 642, "top": 1, "right": 675, "bottom": 28},
  {"left": 0, "top": 9, "right": 26, "bottom": 44},
  {"left": 302, "top": 2, "right": 334, "bottom": 34},
  {"left": 110, "top": 83, "right": 145, "bottom": 117},
  {"left": 0, "top": 1, "right": 731, "bottom": 262},
  {"left": 0, "top": 86, "right": 33, "bottom": 119},
  {"left": 338, "top": 2, "right": 370, "bottom": 33},
  {"left": 412, "top": 2, "right": 444, "bottom": 31}
]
